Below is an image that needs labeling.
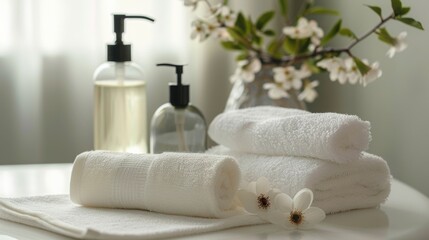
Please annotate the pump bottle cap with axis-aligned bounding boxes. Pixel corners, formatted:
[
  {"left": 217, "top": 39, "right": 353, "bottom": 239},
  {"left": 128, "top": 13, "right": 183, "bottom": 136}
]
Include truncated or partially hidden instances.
[
  {"left": 107, "top": 14, "right": 154, "bottom": 62},
  {"left": 156, "top": 63, "right": 189, "bottom": 108}
]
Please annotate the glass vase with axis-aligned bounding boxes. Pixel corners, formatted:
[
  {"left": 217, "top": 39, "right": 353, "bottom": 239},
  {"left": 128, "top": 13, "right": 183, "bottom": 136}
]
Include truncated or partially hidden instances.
[{"left": 224, "top": 64, "right": 306, "bottom": 111}]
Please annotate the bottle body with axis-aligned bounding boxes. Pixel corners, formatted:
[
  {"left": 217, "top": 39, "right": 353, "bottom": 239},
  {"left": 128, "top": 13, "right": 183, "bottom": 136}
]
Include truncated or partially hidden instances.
[
  {"left": 150, "top": 103, "right": 207, "bottom": 153},
  {"left": 93, "top": 62, "right": 148, "bottom": 153}
]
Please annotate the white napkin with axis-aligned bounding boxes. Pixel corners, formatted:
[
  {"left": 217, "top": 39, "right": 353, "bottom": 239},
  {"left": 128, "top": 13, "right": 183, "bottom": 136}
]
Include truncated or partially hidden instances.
[
  {"left": 71, "top": 151, "right": 242, "bottom": 218},
  {"left": 0, "top": 195, "right": 263, "bottom": 240},
  {"left": 208, "top": 106, "right": 371, "bottom": 163},
  {"left": 207, "top": 146, "right": 391, "bottom": 214}
]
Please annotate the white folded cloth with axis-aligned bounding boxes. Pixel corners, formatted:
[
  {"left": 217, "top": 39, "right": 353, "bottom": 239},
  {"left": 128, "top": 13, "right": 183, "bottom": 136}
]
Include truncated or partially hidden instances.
[
  {"left": 0, "top": 195, "right": 263, "bottom": 240},
  {"left": 207, "top": 146, "right": 391, "bottom": 214},
  {"left": 70, "top": 151, "right": 242, "bottom": 218},
  {"left": 208, "top": 106, "right": 371, "bottom": 163}
]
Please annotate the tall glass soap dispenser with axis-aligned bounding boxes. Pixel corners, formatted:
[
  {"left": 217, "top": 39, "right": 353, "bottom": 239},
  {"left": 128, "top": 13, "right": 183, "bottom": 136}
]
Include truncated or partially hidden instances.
[
  {"left": 93, "top": 14, "right": 154, "bottom": 153},
  {"left": 150, "top": 64, "right": 207, "bottom": 153}
]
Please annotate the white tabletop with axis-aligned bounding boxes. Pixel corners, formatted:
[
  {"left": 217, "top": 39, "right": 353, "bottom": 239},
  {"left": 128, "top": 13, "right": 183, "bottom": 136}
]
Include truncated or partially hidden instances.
[{"left": 0, "top": 164, "right": 429, "bottom": 240}]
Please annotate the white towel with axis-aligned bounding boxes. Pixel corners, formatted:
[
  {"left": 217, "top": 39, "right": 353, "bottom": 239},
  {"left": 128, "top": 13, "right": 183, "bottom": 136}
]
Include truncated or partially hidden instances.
[
  {"left": 70, "top": 151, "right": 242, "bottom": 218},
  {"left": 0, "top": 195, "right": 263, "bottom": 240},
  {"left": 208, "top": 106, "right": 371, "bottom": 163},
  {"left": 207, "top": 146, "right": 391, "bottom": 214}
]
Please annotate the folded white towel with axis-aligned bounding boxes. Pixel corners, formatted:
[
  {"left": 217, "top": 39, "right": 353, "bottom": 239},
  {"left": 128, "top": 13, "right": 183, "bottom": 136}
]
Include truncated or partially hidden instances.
[
  {"left": 0, "top": 195, "right": 263, "bottom": 240},
  {"left": 70, "top": 151, "right": 242, "bottom": 218},
  {"left": 208, "top": 106, "right": 371, "bottom": 163},
  {"left": 207, "top": 146, "right": 391, "bottom": 214}
]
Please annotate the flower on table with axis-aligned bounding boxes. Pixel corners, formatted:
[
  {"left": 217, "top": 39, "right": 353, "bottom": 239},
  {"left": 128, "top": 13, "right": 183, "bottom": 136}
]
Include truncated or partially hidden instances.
[
  {"left": 230, "top": 58, "right": 262, "bottom": 83},
  {"left": 269, "top": 188, "right": 326, "bottom": 229},
  {"left": 386, "top": 31, "right": 408, "bottom": 58},
  {"left": 236, "top": 177, "right": 280, "bottom": 220}
]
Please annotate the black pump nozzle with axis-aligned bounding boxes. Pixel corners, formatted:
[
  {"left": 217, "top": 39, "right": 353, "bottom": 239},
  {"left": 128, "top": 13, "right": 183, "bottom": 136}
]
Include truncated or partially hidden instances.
[
  {"left": 157, "top": 63, "right": 189, "bottom": 108},
  {"left": 108, "top": 14, "right": 155, "bottom": 62}
]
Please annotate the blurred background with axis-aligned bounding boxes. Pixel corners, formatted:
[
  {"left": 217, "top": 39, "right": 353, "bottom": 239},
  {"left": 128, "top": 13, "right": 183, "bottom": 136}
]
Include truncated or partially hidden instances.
[{"left": 0, "top": 0, "right": 428, "bottom": 196}]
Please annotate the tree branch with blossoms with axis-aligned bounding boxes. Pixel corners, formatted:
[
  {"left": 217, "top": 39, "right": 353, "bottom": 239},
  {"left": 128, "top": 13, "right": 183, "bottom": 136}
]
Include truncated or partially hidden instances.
[{"left": 184, "top": 0, "right": 423, "bottom": 103}]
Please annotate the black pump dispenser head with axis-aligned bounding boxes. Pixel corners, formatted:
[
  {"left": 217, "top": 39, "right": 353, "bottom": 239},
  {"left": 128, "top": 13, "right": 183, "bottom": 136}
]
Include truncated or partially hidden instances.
[
  {"left": 157, "top": 63, "right": 189, "bottom": 108},
  {"left": 107, "top": 14, "right": 155, "bottom": 62}
]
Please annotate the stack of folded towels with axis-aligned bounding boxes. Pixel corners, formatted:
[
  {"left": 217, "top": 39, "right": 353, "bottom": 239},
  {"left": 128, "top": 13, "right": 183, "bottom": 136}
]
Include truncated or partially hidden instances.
[
  {"left": 207, "top": 106, "right": 391, "bottom": 214},
  {"left": 0, "top": 106, "right": 391, "bottom": 239}
]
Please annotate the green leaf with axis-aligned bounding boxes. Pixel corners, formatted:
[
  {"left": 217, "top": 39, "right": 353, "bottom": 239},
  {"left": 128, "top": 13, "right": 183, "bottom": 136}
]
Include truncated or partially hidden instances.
[
  {"left": 263, "top": 29, "right": 276, "bottom": 36},
  {"left": 227, "top": 27, "right": 245, "bottom": 42},
  {"left": 391, "top": 0, "right": 403, "bottom": 16},
  {"left": 283, "top": 37, "right": 297, "bottom": 55},
  {"left": 400, "top": 7, "right": 410, "bottom": 16},
  {"left": 396, "top": 17, "right": 424, "bottom": 30},
  {"left": 339, "top": 28, "right": 358, "bottom": 40},
  {"left": 278, "top": 0, "right": 288, "bottom": 17},
  {"left": 305, "top": 60, "right": 321, "bottom": 74},
  {"left": 256, "top": 11, "right": 275, "bottom": 30},
  {"left": 303, "top": 7, "right": 339, "bottom": 16},
  {"left": 376, "top": 28, "right": 396, "bottom": 45},
  {"left": 236, "top": 52, "right": 248, "bottom": 61},
  {"left": 223, "top": 0, "right": 229, "bottom": 5},
  {"left": 320, "top": 19, "right": 342, "bottom": 46},
  {"left": 353, "top": 57, "right": 371, "bottom": 76},
  {"left": 366, "top": 5, "right": 382, "bottom": 19},
  {"left": 220, "top": 41, "right": 244, "bottom": 50},
  {"left": 267, "top": 40, "right": 283, "bottom": 58},
  {"left": 235, "top": 12, "right": 247, "bottom": 33}
]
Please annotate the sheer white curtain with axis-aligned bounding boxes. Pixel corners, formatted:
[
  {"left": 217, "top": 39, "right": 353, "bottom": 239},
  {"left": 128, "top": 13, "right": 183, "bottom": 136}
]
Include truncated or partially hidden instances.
[{"left": 0, "top": 0, "right": 275, "bottom": 164}]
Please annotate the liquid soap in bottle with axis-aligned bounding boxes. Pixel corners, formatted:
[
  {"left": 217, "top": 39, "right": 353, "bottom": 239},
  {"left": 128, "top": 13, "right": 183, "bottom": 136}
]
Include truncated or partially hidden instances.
[
  {"left": 150, "top": 64, "right": 207, "bottom": 153},
  {"left": 93, "top": 14, "right": 154, "bottom": 153}
]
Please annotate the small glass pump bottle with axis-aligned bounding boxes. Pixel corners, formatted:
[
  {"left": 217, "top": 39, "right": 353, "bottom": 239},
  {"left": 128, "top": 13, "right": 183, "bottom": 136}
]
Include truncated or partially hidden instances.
[
  {"left": 93, "top": 14, "right": 154, "bottom": 153},
  {"left": 150, "top": 63, "right": 207, "bottom": 153}
]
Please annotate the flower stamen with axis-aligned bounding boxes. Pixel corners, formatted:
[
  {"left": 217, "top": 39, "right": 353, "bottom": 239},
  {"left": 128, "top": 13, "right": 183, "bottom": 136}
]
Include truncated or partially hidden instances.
[
  {"left": 257, "top": 194, "right": 271, "bottom": 209},
  {"left": 289, "top": 210, "right": 304, "bottom": 225}
]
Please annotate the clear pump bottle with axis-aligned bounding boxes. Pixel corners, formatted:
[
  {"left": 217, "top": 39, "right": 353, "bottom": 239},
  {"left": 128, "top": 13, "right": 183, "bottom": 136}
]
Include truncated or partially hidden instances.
[
  {"left": 150, "top": 64, "right": 207, "bottom": 153},
  {"left": 93, "top": 14, "right": 154, "bottom": 153}
]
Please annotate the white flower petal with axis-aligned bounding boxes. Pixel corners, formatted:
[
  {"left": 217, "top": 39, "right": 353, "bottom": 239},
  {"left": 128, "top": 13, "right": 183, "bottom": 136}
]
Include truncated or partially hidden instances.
[
  {"left": 302, "top": 207, "right": 326, "bottom": 224},
  {"left": 293, "top": 188, "right": 313, "bottom": 211},
  {"left": 237, "top": 190, "right": 259, "bottom": 214},
  {"left": 256, "top": 177, "right": 271, "bottom": 195},
  {"left": 268, "top": 88, "right": 288, "bottom": 99},
  {"left": 274, "top": 193, "right": 293, "bottom": 212}
]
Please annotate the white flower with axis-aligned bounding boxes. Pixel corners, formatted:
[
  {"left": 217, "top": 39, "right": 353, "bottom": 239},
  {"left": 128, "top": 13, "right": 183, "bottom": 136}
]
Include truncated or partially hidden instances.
[
  {"left": 190, "top": 20, "right": 209, "bottom": 42},
  {"left": 216, "top": 5, "right": 236, "bottom": 27},
  {"left": 237, "top": 177, "right": 280, "bottom": 220},
  {"left": 298, "top": 80, "right": 319, "bottom": 102},
  {"left": 263, "top": 82, "right": 289, "bottom": 99},
  {"left": 283, "top": 18, "right": 313, "bottom": 39},
  {"left": 361, "top": 61, "right": 382, "bottom": 86},
  {"left": 269, "top": 188, "right": 326, "bottom": 229},
  {"left": 230, "top": 59, "right": 262, "bottom": 83},
  {"left": 282, "top": 18, "right": 324, "bottom": 45},
  {"left": 273, "top": 66, "right": 303, "bottom": 90},
  {"left": 212, "top": 27, "right": 232, "bottom": 41},
  {"left": 387, "top": 31, "right": 408, "bottom": 58},
  {"left": 317, "top": 57, "right": 347, "bottom": 83},
  {"left": 318, "top": 57, "right": 382, "bottom": 86}
]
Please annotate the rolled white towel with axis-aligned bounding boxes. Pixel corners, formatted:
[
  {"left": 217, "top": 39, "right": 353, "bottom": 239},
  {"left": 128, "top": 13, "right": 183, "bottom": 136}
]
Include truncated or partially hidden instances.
[
  {"left": 70, "top": 151, "right": 242, "bottom": 218},
  {"left": 208, "top": 106, "right": 371, "bottom": 163},
  {"left": 207, "top": 146, "right": 391, "bottom": 214}
]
